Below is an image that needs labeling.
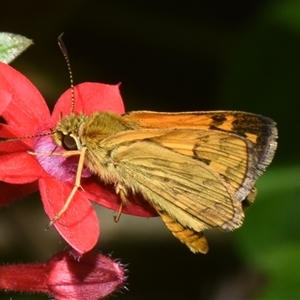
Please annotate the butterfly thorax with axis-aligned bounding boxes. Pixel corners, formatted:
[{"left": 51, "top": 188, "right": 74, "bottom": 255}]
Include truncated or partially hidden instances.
[
  {"left": 79, "top": 111, "right": 137, "bottom": 147},
  {"left": 78, "top": 112, "right": 139, "bottom": 184}
]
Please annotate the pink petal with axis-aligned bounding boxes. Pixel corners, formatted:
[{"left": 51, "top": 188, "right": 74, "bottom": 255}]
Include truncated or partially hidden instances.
[
  {"left": 39, "top": 175, "right": 99, "bottom": 254},
  {"left": 51, "top": 83, "right": 125, "bottom": 123},
  {"left": 0, "top": 62, "right": 50, "bottom": 135},
  {"left": 34, "top": 135, "right": 92, "bottom": 183}
]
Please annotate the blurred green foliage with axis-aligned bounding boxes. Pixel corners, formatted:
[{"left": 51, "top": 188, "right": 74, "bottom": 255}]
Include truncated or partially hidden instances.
[{"left": 222, "top": 2, "right": 300, "bottom": 298}]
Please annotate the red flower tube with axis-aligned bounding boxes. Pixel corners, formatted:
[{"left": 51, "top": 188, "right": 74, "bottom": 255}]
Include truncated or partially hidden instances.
[{"left": 0, "top": 250, "right": 126, "bottom": 300}]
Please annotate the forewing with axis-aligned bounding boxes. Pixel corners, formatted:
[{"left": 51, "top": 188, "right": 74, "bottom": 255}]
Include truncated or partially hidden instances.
[{"left": 124, "top": 111, "right": 277, "bottom": 177}]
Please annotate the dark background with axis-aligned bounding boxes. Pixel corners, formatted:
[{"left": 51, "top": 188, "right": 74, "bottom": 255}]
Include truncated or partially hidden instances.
[{"left": 0, "top": 1, "right": 300, "bottom": 299}]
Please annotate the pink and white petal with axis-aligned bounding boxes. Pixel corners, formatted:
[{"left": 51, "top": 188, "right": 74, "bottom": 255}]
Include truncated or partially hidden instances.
[
  {"left": 39, "top": 175, "right": 100, "bottom": 254},
  {"left": 0, "top": 62, "right": 50, "bottom": 134},
  {"left": 0, "top": 181, "right": 38, "bottom": 208},
  {"left": 51, "top": 83, "right": 125, "bottom": 123},
  {"left": 0, "top": 152, "right": 43, "bottom": 183}
]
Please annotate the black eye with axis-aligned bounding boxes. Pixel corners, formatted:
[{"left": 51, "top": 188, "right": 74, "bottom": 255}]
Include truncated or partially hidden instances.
[{"left": 62, "top": 134, "right": 77, "bottom": 150}]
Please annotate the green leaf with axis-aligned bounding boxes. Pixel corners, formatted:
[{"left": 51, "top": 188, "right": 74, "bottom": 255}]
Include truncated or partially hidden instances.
[{"left": 0, "top": 32, "right": 33, "bottom": 63}]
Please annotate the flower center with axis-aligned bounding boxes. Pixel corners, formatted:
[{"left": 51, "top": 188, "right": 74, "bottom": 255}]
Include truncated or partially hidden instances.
[{"left": 34, "top": 135, "right": 92, "bottom": 183}]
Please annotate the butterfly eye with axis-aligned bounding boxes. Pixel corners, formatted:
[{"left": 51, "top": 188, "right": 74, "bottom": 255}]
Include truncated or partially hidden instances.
[{"left": 62, "top": 134, "right": 78, "bottom": 150}]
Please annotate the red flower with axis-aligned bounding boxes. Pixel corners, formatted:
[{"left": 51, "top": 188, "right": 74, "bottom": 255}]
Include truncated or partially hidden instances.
[
  {"left": 0, "top": 249, "right": 126, "bottom": 300},
  {"left": 0, "top": 87, "right": 11, "bottom": 114},
  {"left": 0, "top": 62, "right": 155, "bottom": 253}
]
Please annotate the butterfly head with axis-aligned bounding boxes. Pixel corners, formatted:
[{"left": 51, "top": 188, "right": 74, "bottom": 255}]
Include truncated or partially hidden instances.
[{"left": 52, "top": 113, "right": 88, "bottom": 151}]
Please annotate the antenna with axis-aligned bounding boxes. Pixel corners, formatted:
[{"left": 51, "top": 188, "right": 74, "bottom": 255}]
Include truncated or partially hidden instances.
[
  {"left": 0, "top": 131, "right": 52, "bottom": 143},
  {"left": 57, "top": 33, "right": 75, "bottom": 113}
]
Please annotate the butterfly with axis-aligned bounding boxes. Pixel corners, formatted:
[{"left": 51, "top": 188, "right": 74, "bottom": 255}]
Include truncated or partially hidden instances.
[{"left": 50, "top": 109, "right": 277, "bottom": 253}]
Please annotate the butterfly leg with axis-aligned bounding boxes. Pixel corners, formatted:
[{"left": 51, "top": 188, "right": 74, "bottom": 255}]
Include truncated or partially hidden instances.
[
  {"left": 46, "top": 147, "right": 87, "bottom": 228},
  {"left": 114, "top": 184, "right": 129, "bottom": 222}
]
